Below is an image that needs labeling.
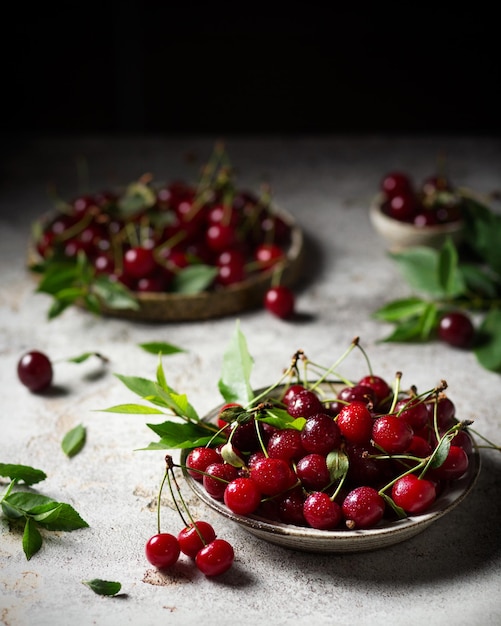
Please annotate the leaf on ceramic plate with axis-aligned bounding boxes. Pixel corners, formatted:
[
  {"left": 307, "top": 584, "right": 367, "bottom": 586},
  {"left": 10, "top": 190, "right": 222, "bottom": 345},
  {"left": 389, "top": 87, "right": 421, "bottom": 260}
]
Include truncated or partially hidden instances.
[{"left": 82, "top": 579, "right": 122, "bottom": 596}]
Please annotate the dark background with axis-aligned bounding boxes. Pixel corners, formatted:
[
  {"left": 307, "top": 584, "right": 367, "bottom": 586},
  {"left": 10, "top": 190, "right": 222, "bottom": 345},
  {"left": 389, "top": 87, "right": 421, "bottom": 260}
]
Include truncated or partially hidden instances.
[{"left": 2, "top": 2, "right": 500, "bottom": 137}]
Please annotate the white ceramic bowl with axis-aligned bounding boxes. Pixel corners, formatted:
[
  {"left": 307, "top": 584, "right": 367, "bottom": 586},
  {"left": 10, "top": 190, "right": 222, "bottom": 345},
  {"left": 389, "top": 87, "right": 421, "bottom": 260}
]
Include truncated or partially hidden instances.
[
  {"left": 181, "top": 389, "right": 481, "bottom": 554},
  {"left": 369, "top": 194, "right": 464, "bottom": 252}
]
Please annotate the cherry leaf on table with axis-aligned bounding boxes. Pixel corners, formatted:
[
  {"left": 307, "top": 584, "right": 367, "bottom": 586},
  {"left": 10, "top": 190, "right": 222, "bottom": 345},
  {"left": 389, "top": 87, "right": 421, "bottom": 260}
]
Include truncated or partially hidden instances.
[
  {"left": 138, "top": 341, "right": 185, "bottom": 356},
  {"left": 61, "top": 424, "right": 86, "bottom": 458},
  {"left": 1, "top": 484, "right": 89, "bottom": 559},
  {"left": 23, "top": 517, "right": 43, "bottom": 560},
  {"left": 83, "top": 579, "right": 122, "bottom": 597},
  {"left": 0, "top": 463, "right": 47, "bottom": 485}
]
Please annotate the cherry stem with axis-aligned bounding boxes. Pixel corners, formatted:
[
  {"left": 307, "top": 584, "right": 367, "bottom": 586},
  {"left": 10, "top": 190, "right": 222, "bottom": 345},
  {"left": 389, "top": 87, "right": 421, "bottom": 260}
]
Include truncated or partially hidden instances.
[
  {"left": 310, "top": 337, "right": 360, "bottom": 392},
  {"left": 155, "top": 467, "right": 169, "bottom": 534}
]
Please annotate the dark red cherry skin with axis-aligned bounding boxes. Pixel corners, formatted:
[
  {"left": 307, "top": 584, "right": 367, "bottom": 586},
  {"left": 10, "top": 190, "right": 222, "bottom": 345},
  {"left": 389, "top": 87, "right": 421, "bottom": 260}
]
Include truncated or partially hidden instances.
[
  {"left": 394, "top": 397, "right": 429, "bottom": 431},
  {"left": 357, "top": 375, "right": 392, "bottom": 407},
  {"left": 371, "top": 414, "right": 413, "bottom": 454},
  {"left": 17, "top": 350, "right": 53, "bottom": 392},
  {"left": 266, "top": 428, "right": 307, "bottom": 463},
  {"left": 296, "top": 454, "right": 331, "bottom": 491},
  {"left": 287, "top": 389, "right": 324, "bottom": 419},
  {"left": 303, "top": 492, "right": 342, "bottom": 530},
  {"left": 185, "top": 446, "right": 221, "bottom": 481},
  {"left": 177, "top": 521, "right": 216, "bottom": 558},
  {"left": 300, "top": 413, "right": 342, "bottom": 455},
  {"left": 123, "top": 246, "right": 157, "bottom": 279},
  {"left": 438, "top": 311, "right": 475, "bottom": 348},
  {"left": 391, "top": 474, "right": 437, "bottom": 514},
  {"left": 249, "top": 457, "right": 295, "bottom": 496},
  {"left": 195, "top": 538, "right": 234, "bottom": 577},
  {"left": 380, "top": 171, "right": 414, "bottom": 199},
  {"left": 264, "top": 286, "right": 295, "bottom": 319},
  {"left": 282, "top": 384, "right": 307, "bottom": 406},
  {"left": 145, "top": 533, "right": 180, "bottom": 569},
  {"left": 203, "top": 463, "right": 239, "bottom": 500},
  {"left": 336, "top": 401, "right": 374, "bottom": 444},
  {"left": 342, "top": 486, "right": 385, "bottom": 529},
  {"left": 223, "top": 477, "right": 262, "bottom": 515}
]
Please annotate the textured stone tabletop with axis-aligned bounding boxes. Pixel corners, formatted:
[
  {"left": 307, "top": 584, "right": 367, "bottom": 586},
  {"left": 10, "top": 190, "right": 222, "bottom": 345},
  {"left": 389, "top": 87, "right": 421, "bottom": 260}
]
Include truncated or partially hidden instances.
[{"left": 1, "top": 135, "right": 500, "bottom": 626}]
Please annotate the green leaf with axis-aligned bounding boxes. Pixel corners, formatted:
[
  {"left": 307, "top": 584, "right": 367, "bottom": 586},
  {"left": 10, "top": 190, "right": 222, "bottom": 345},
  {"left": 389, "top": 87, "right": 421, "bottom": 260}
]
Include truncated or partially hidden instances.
[
  {"left": 61, "top": 424, "right": 86, "bottom": 458},
  {"left": 23, "top": 517, "right": 43, "bottom": 560},
  {"left": 66, "top": 352, "right": 107, "bottom": 364},
  {"left": 475, "top": 309, "right": 501, "bottom": 372},
  {"left": 389, "top": 246, "right": 445, "bottom": 297},
  {"left": 83, "top": 579, "right": 122, "bottom": 596},
  {"left": 0, "top": 464, "right": 47, "bottom": 485},
  {"left": 139, "top": 341, "right": 185, "bottom": 356},
  {"left": 372, "top": 297, "right": 429, "bottom": 322},
  {"left": 5, "top": 492, "right": 56, "bottom": 513},
  {"left": 146, "top": 420, "right": 218, "bottom": 449},
  {"left": 429, "top": 437, "right": 451, "bottom": 469},
  {"left": 30, "top": 502, "right": 89, "bottom": 531},
  {"left": 100, "top": 403, "right": 165, "bottom": 415},
  {"left": 218, "top": 320, "right": 255, "bottom": 405},
  {"left": 48, "top": 298, "right": 73, "bottom": 320},
  {"left": 378, "top": 317, "right": 427, "bottom": 343},
  {"left": 36, "top": 264, "right": 79, "bottom": 294},
  {"left": 259, "top": 408, "right": 306, "bottom": 431},
  {"left": 459, "top": 263, "right": 500, "bottom": 299},
  {"left": 92, "top": 275, "right": 140, "bottom": 310},
  {"left": 4, "top": 492, "right": 89, "bottom": 530},
  {"left": 326, "top": 449, "right": 349, "bottom": 482},
  {"left": 114, "top": 374, "right": 161, "bottom": 400},
  {"left": 437, "top": 237, "right": 466, "bottom": 297},
  {"left": 171, "top": 264, "right": 218, "bottom": 294},
  {"left": 154, "top": 387, "right": 200, "bottom": 421}
]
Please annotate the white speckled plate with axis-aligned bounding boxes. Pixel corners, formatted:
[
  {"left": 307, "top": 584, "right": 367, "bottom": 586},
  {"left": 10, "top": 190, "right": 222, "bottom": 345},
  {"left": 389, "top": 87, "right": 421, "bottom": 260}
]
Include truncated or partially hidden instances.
[{"left": 181, "top": 388, "right": 481, "bottom": 553}]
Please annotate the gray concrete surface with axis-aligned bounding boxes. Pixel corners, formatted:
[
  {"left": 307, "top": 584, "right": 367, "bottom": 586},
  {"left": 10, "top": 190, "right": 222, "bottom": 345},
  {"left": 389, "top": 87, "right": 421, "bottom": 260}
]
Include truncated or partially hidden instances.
[{"left": 1, "top": 135, "right": 500, "bottom": 626}]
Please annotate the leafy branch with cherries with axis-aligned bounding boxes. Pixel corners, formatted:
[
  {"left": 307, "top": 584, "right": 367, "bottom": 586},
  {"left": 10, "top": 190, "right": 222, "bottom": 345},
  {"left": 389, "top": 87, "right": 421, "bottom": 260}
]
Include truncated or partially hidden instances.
[{"left": 373, "top": 190, "right": 501, "bottom": 373}]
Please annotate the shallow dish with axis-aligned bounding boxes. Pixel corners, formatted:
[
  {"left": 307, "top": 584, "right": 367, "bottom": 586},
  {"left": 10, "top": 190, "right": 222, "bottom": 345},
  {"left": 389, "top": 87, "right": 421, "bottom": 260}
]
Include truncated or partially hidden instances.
[
  {"left": 181, "top": 389, "right": 481, "bottom": 554},
  {"left": 369, "top": 194, "right": 464, "bottom": 252},
  {"left": 28, "top": 204, "right": 304, "bottom": 322}
]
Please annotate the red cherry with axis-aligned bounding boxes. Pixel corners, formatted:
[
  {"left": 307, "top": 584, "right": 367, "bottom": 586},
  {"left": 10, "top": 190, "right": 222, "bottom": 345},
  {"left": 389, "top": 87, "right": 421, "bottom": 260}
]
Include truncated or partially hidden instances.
[
  {"left": 17, "top": 350, "right": 53, "bottom": 393},
  {"left": 264, "top": 286, "right": 295, "bottom": 319},
  {"left": 145, "top": 533, "right": 180, "bottom": 569},
  {"left": 195, "top": 538, "right": 234, "bottom": 576},
  {"left": 177, "top": 521, "right": 216, "bottom": 558},
  {"left": 223, "top": 477, "right": 262, "bottom": 515},
  {"left": 380, "top": 171, "right": 414, "bottom": 198},
  {"left": 123, "top": 246, "right": 157, "bottom": 279},
  {"left": 336, "top": 401, "right": 374, "bottom": 444},
  {"left": 254, "top": 243, "right": 285, "bottom": 270},
  {"left": 391, "top": 474, "right": 437, "bottom": 514},
  {"left": 438, "top": 311, "right": 475, "bottom": 349}
]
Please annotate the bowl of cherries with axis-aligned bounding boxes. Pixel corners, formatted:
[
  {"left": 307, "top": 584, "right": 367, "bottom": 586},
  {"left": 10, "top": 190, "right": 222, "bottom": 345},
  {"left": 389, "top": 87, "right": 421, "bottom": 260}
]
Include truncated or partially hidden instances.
[
  {"left": 369, "top": 170, "right": 465, "bottom": 251},
  {"left": 28, "top": 144, "right": 304, "bottom": 322},
  {"left": 177, "top": 335, "right": 481, "bottom": 554}
]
